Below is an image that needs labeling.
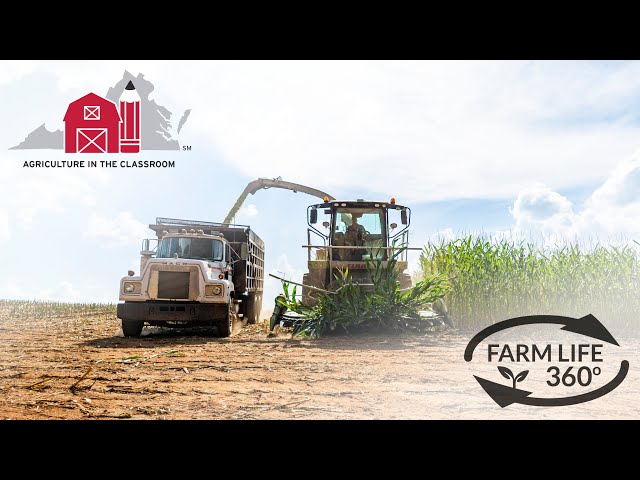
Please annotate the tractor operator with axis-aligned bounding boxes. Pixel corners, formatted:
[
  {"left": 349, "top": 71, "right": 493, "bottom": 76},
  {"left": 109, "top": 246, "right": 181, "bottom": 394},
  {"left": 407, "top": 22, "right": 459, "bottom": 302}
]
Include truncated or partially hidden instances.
[{"left": 344, "top": 213, "right": 367, "bottom": 260}]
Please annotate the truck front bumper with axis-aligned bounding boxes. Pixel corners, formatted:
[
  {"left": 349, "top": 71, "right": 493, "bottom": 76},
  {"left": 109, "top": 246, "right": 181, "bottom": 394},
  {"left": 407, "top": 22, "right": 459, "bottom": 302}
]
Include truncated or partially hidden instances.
[{"left": 117, "top": 302, "right": 227, "bottom": 323}]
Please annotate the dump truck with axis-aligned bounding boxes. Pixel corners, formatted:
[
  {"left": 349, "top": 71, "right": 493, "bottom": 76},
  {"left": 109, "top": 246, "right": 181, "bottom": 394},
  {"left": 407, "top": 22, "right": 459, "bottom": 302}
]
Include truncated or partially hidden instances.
[{"left": 117, "top": 217, "right": 264, "bottom": 337}]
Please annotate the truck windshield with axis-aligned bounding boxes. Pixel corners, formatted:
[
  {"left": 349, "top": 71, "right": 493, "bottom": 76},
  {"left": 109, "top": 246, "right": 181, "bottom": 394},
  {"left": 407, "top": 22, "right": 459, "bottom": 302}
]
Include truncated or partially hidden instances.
[{"left": 157, "top": 237, "right": 224, "bottom": 261}]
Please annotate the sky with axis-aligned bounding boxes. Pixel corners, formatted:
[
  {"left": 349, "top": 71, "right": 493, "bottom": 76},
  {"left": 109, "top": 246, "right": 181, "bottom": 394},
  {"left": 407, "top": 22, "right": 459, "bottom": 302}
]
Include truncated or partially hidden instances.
[{"left": 2, "top": 60, "right": 640, "bottom": 305}]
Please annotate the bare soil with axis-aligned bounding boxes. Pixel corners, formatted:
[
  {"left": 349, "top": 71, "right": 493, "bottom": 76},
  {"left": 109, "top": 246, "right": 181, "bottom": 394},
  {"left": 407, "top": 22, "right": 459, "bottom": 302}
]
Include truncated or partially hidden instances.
[{"left": 1, "top": 310, "right": 638, "bottom": 420}]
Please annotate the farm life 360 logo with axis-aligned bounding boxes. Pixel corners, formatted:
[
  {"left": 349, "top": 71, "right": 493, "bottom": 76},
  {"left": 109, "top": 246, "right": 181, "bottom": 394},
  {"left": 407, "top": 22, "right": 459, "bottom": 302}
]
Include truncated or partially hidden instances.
[
  {"left": 464, "top": 314, "right": 629, "bottom": 408},
  {"left": 10, "top": 71, "right": 191, "bottom": 168}
]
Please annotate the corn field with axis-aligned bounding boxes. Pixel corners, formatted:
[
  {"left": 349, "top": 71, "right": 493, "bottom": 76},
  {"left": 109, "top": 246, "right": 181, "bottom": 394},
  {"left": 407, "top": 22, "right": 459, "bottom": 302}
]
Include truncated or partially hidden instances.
[
  {"left": 419, "top": 235, "right": 640, "bottom": 334},
  {"left": 0, "top": 300, "right": 116, "bottom": 320}
]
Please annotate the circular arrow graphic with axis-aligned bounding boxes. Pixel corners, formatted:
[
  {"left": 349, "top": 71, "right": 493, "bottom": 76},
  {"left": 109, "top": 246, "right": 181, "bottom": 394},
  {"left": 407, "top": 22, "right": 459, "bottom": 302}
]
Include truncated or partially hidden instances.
[{"left": 465, "top": 313, "right": 628, "bottom": 408}]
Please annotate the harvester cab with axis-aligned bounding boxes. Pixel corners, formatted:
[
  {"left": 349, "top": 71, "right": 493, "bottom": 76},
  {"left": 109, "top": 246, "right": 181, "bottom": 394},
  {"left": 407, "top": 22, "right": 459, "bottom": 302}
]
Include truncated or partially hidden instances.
[{"left": 303, "top": 197, "right": 413, "bottom": 303}]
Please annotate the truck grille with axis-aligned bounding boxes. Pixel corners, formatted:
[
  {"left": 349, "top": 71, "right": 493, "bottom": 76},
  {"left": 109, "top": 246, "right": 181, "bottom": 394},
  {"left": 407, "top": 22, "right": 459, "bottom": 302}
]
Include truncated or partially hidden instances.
[{"left": 157, "top": 272, "right": 190, "bottom": 299}]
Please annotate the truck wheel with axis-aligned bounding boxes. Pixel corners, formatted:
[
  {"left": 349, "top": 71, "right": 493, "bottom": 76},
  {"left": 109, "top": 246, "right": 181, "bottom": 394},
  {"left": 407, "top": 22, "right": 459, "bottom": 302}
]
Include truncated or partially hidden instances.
[
  {"left": 245, "top": 294, "right": 257, "bottom": 324},
  {"left": 255, "top": 293, "right": 263, "bottom": 323},
  {"left": 245, "top": 293, "right": 265, "bottom": 324},
  {"left": 218, "top": 304, "right": 239, "bottom": 338},
  {"left": 122, "top": 319, "right": 144, "bottom": 337}
]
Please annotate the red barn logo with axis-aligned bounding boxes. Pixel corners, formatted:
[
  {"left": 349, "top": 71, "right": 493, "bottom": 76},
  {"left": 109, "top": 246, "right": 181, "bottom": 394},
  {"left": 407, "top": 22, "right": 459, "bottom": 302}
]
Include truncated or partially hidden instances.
[{"left": 63, "top": 81, "right": 141, "bottom": 154}]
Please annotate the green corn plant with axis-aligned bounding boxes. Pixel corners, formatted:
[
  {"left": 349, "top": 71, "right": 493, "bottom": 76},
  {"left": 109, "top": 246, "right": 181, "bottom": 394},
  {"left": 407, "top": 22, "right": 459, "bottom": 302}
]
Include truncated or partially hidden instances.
[
  {"left": 419, "top": 235, "right": 640, "bottom": 333},
  {"left": 277, "top": 243, "right": 450, "bottom": 338}
]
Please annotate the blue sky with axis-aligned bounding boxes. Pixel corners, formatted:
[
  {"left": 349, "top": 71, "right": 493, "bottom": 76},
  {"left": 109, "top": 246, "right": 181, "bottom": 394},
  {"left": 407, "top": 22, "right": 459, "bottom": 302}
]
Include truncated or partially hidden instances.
[{"left": 2, "top": 60, "right": 640, "bottom": 305}]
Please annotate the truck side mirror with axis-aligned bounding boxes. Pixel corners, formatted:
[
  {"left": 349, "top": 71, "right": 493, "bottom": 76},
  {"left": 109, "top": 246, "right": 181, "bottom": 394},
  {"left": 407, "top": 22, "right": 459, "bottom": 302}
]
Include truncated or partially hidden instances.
[
  {"left": 310, "top": 208, "right": 318, "bottom": 224},
  {"left": 240, "top": 243, "right": 249, "bottom": 261},
  {"left": 401, "top": 209, "right": 408, "bottom": 225},
  {"left": 140, "top": 239, "right": 154, "bottom": 256}
]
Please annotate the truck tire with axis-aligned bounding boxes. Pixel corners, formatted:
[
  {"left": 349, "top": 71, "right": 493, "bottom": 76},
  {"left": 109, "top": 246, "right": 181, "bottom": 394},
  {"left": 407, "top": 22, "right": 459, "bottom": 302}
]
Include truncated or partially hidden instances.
[
  {"left": 218, "top": 304, "right": 239, "bottom": 338},
  {"left": 245, "top": 293, "right": 263, "bottom": 324},
  {"left": 122, "top": 319, "right": 144, "bottom": 337},
  {"left": 254, "top": 293, "right": 263, "bottom": 323},
  {"left": 243, "top": 294, "right": 254, "bottom": 324}
]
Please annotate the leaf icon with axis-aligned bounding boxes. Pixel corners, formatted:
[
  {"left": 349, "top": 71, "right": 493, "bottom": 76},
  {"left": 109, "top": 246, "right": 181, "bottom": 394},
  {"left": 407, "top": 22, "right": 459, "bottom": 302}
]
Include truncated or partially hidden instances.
[
  {"left": 498, "top": 366, "right": 514, "bottom": 381},
  {"left": 515, "top": 370, "right": 529, "bottom": 383}
]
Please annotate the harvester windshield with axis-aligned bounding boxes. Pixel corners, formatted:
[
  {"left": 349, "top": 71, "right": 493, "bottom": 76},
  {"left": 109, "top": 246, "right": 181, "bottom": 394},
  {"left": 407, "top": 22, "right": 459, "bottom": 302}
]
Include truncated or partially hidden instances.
[
  {"left": 335, "top": 208, "right": 383, "bottom": 236},
  {"left": 333, "top": 207, "right": 386, "bottom": 261},
  {"left": 157, "top": 237, "right": 224, "bottom": 262}
]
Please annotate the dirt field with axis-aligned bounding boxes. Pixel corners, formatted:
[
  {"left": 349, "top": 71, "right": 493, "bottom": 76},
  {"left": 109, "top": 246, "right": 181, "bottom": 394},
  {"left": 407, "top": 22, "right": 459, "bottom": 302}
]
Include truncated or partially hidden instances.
[{"left": 1, "top": 309, "right": 638, "bottom": 420}]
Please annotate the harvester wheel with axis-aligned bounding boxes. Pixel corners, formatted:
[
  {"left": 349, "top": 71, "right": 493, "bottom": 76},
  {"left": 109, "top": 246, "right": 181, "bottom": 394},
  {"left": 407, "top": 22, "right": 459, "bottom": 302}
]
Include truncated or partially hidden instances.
[{"left": 122, "top": 319, "right": 144, "bottom": 337}]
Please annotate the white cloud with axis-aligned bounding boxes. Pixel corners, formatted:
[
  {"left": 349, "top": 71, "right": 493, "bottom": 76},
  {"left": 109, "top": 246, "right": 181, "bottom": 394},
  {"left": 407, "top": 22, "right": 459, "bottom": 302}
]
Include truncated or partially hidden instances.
[
  {"left": 264, "top": 253, "right": 306, "bottom": 305},
  {"left": 510, "top": 184, "right": 578, "bottom": 243},
  {"left": 174, "top": 60, "right": 640, "bottom": 203},
  {"left": 0, "top": 152, "right": 101, "bottom": 231},
  {"left": 0, "top": 208, "right": 9, "bottom": 242},
  {"left": 6, "top": 281, "right": 82, "bottom": 302},
  {"left": 271, "top": 253, "right": 305, "bottom": 281},
  {"left": 510, "top": 149, "right": 640, "bottom": 245},
  {"left": 428, "top": 228, "right": 456, "bottom": 244},
  {"left": 15, "top": 173, "right": 96, "bottom": 230},
  {"left": 0, "top": 60, "right": 38, "bottom": 86},
  {"left": 84, "top": 212, "right": 148, "bottom": 247},
  {"left": 48, "top": 281, "right": 81, "bottom": 302},
  {"left": 235, "top": 203, "right": 259, "bottom": 223},
  {"left": 244, "top": 204, "right": 258, "bottom": 217},
  {"left": 5, "top": 283, "right": 25, "bottom": 299}
]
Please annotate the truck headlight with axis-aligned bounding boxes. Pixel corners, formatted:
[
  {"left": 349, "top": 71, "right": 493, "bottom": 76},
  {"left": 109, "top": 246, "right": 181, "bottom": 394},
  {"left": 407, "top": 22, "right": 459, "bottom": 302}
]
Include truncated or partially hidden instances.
[
  {"left": 123, "top": 282, "right": 141, "bottom": 294},
  {"left": 205, "top": 284, "right": 223, "bottom": 296}
]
